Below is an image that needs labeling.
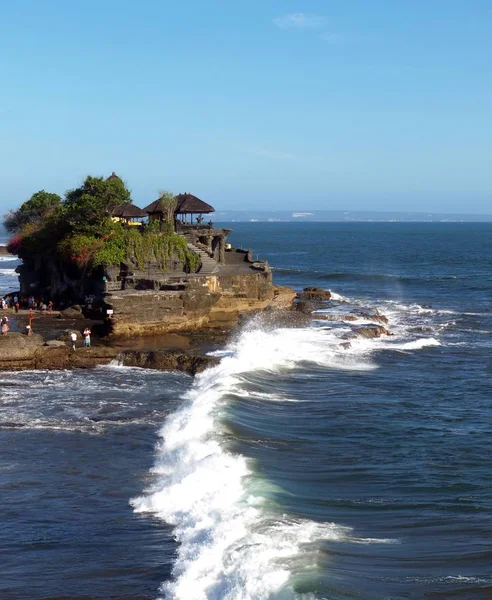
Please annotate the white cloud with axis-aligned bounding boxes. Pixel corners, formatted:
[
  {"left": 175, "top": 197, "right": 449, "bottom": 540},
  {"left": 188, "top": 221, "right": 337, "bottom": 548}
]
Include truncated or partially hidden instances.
[{"left": 273, "top": 13, "right": 328, "bottom": 30}]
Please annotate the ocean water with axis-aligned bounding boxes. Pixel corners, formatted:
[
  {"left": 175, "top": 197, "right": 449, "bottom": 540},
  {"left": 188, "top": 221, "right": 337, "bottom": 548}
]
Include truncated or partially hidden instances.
[
  {"left": 1, "top": 222, "right": 491, "bottom": 600},
  {"left": 0, "top": 229, "right": 20, "bottom": 296}
]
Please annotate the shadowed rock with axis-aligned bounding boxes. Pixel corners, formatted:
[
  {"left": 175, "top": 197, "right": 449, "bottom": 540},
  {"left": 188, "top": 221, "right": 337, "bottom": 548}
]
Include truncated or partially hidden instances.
[
  {"left": 292, "top": 300, "right": 315, "bottom": 314},
  {"left": 59, "top": 306, "right": 85, "bottom": 319}
]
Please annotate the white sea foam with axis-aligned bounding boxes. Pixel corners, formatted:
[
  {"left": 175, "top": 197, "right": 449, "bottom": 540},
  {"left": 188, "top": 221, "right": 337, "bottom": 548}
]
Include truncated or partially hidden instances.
[
  {"left": 328, "top": 290, "right": 346, "bottom": 301},
  {"left": 384, "top": 338, "right": 441, "bottom": 351},
  {"left": 0, "top": 268, "right": 16, "bottom": 276},
  {"left": 438, "top": 309, "right": 487, "bottom": 317},
  {"left": 0, "top": 256, "right": 18, "bottom": 262},
  {"left": 239, "top": 390, "right": 301, "bottom": 403},
  {"left": 131, "top": 325, "right": 401, "bottom": 600}
]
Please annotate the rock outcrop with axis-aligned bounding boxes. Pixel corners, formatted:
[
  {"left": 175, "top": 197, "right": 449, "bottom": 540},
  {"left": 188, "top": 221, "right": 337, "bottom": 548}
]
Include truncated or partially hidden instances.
[
  {"left": 292, "top": 300, "right": 315, "bottom": 314},
  {"left": 105, "top": 273, "right": 295, "bottom": 337},
  {"left": 350, "top": 309, "right": 389, "bottom": 324},
  {"left": 120, "top": 350, "right": 219, "bottom": 374},
  {"left": 59, "top": 306, "right": 85, "bottom": 319},
  {"left": 0, "top": 333, "right": 220, "bottom": 376},
  {"left": 296, "top": 287, "right": 332, "bottom": 301},
  {"left": 0, "top": 333, "right": 45, "bottom": 369},
  {"left": 314, "top": 314, "right": 359, "bottom": 322},
  {"left": 346, "top": 325, "right": 392, "bottom": 339}
]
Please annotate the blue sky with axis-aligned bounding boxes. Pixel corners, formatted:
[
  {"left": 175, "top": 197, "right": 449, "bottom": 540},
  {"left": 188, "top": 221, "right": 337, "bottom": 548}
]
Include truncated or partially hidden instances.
[{"left": 1, "top": 0, "right": 491, "bottom": 214}]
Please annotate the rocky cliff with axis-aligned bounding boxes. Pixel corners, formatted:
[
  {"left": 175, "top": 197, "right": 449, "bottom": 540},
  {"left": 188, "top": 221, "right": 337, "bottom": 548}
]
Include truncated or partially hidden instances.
[{"left": 105, "top": 271, "right": 295, "bottom": 337}]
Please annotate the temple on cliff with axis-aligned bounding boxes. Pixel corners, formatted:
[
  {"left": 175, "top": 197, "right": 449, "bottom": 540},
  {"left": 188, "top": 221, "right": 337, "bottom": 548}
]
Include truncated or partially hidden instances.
[{"left": 13, "top": 175, "right": 283, "bottom": 335}]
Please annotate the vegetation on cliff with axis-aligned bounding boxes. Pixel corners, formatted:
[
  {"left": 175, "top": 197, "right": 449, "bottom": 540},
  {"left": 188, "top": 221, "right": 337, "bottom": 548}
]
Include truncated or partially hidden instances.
[{"left": 4, "top": 176, "right": 200, "bottom": 273}]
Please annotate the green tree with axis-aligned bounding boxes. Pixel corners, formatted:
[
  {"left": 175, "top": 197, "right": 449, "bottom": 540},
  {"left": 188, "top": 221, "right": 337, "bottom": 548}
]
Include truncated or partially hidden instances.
[
  {"left": 155, "top": 190, "right": 177, "bottom": 233},
  {"left": 64, "top": 175, "right": 132, "bottom": 236},
  {"left": 3, "top": 190, "right": 62, "bottom": 233}
]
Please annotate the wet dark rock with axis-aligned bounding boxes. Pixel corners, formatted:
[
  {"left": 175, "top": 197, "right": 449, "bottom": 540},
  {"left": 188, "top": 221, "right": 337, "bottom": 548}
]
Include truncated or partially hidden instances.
[
  {"left": 350, "top": 308, "right": 389, "bottom": 324},
  {"left": 292, "top": 300, "right": 315, "bottom": 314},
  {"left": 33, "top": 347, "right": 119, "bottom": 370},
  {"left": 0, "top": 330, "right": 220, "bottom": 376},
  {"left": 346, "top": 325, "right": 392, "bottom": 339},
  {"left": 408, "top": 326, "right": 435, "bottom": 334},
  {"left": 120, "top": 350, "right": 220, "bottom": 375},
  {"left": 314, "top": 314, "right": 359, "bottom": 322},
  {"left": 296, "top": 287, "right": 332, "bottom": 301}
]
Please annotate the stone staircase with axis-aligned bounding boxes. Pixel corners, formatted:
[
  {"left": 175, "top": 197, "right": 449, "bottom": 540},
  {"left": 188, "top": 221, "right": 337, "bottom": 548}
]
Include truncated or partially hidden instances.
[
  {"left": 105, "top": 280, "right": 122, "bottom": 292},
  {"left": 186, "top": 241, "right": 219, "bottom": 274}
]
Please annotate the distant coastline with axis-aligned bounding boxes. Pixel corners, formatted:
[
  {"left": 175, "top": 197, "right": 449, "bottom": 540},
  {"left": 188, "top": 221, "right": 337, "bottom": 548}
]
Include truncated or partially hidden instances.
[{"left": 214, "top": 209, "right": 492, "bottom": 222}]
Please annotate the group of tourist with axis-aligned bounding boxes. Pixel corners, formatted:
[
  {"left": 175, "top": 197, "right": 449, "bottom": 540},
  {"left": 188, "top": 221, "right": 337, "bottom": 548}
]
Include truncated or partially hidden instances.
[
  {"left": 1, "top": 314, "right": 92, "bottom": 349},
  {"left": 1, "top": 294, "right": 93, "bottom": 347},
  {"left": 1, "top": 295, "right": 54, "bottom": 313}
]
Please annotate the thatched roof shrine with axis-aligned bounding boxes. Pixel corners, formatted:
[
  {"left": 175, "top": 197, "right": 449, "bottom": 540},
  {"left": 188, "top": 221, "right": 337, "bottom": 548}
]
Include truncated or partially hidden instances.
[
  {"left": 143, "top": 198, "right": 168, "bottom": 215},
  {"left": 175, "top": 193, "right": 214, "bottom": 214},
  {"left": 144, "top": 193, "right": 215, "bottom": 217},
  {"left": 109, "top": 202, "right": 148, "bottom": 219}
]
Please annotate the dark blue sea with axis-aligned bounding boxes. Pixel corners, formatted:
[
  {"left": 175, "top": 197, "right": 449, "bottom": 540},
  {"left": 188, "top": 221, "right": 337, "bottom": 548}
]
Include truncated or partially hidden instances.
[{"left": 1, "top": 223, "right": 491, "bottom": 600}]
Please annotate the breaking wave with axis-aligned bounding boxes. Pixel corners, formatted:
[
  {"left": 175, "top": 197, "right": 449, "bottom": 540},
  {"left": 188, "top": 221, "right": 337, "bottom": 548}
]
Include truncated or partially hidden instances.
[{"left": 130, "top": 318, "right": 439, "bottom": 600}]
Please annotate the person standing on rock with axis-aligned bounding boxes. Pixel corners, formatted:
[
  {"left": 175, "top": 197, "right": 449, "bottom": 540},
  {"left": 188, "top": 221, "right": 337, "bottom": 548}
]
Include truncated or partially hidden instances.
[
  {"left": 70, "top": 331, "right": 77, "bottom": 351},
  {"left": 83, "top": 327, "right": 91, "bottom": 348},
  {"left": 1, "top": 315, "right": 8, "bottom": 335}
]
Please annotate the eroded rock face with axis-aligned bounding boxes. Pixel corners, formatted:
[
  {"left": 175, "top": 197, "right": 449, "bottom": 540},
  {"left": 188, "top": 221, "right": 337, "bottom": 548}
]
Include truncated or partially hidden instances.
[
  {"left": 106, "top": 273, "right": 295, "bottom": 337},
  {"left": 297, "top": 287, "right": 332, "bottom": 301},
  {"left": 17, "top": 257, "right": 105, "bottom": 305}
]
